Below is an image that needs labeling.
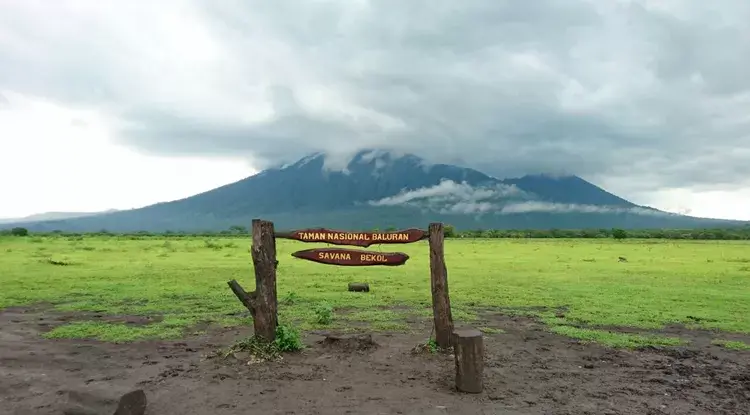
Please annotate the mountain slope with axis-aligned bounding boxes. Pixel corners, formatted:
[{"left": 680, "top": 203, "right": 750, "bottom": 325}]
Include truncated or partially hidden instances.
[
  {"left": 502, "top": 175, "right": 634, "bottom": 207},
  {"left": 2, "top": 151, "right": 745, "bottom": 232},
  {"left": 0, "top": 210, "right": 118, "bottom": 224}
]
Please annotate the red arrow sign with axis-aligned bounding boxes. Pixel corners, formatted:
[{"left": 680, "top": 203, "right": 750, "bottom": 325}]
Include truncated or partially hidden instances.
[{"left": 291, "top": 248, "right": 410, "bottom": 266}]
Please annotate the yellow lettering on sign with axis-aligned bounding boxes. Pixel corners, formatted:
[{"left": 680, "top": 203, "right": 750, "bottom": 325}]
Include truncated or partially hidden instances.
[
  {"left": 296, "top": 231, "right": 419, "bottom": 243},
  {"left": 359, "top": 253, "right": 389, "bottom": 262},
  {"left": 298, "top": 231, "right": 379, "bottom": 242},
  {"left": 371, "top": 233, "right": 409, "bottom": 242},
  {"left": 317, "top": 252, "right": 352, "bottom": 261},
  {"left": 299, "top": 232, "right": 330, "bottom": 240},
  {"left": 325, "top": 232, "right": 371, "bottom": 241}
]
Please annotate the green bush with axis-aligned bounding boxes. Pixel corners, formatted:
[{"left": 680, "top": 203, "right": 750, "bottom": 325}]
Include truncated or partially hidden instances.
[
  {"left": 274, "top": 324, "right": 304, "bottom": 352},
  {"left": 10, "top": 227, "right": 28, "bottom": 237},
  {"left": 612, "top": 228, "right": 628, "bottom": 240},
  {"left": 313, "top": 302, "right": 334, "bottom": 325}
]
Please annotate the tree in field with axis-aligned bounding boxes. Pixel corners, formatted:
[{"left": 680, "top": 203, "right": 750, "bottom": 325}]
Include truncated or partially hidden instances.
[
  {"left": 10, "top": 227, "right": 28, "bottom": 236},
  {"left": 444, "top": 224, "right": 456, "bottom": 238},
  {"left": 611, "top": 228, "right": 627, "bottom": 240},
  {"left": 228, "top": 225, "right": 248, "bottom": 234}
]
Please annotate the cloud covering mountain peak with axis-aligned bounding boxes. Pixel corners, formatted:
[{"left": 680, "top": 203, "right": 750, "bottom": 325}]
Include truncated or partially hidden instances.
[{"left": 2, "top": 0, "right": 749, "bottom": 214}]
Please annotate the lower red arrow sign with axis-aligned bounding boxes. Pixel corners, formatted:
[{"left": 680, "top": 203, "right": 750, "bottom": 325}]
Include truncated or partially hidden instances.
[{"left": 291, "top": 248, "right": 410, "bottom": 266}]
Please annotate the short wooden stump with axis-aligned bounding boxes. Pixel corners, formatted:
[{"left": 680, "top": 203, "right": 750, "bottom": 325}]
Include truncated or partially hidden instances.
[
  {"left": 348, "top": 282, "right": 370, "bottom": 292},
  {"left": 453, "top": 328, "right": 484, "bottom": 393}
]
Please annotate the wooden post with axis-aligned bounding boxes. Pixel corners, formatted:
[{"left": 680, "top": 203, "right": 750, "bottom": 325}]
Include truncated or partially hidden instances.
[
  {"left": 429, "top": 222, "right": 454, "bottom": 349},
  {"left": 250, "top": 219, "right": 278, "bottom": 341},
  {"left": 453, "top": 328, "right": 484, "bottom": 393},
  {"left": 227, "top": 219, "right": 278, "bottom": 342}
]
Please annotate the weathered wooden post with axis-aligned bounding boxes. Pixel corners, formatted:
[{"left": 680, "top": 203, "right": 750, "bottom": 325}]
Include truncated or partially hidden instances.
[
  {"left": 227, "top": 219, "right": 278, "bottom": 342},
  {"left": 429, "top": 222, "right": 454, "bottom": 349},
  {"left": 453, "top": 328, "right": 484, "bottom": 393}
]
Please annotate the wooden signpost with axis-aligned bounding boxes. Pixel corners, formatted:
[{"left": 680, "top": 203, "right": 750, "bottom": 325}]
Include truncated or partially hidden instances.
[
  {"left": 228, "top": 221, "right": 466, "bottom": 389},
  {"left": 230, "top": 223, "right": 453, "bottom": 347},
  {"left": 280, "top": 224, "right": 454, "bottom": 351}
]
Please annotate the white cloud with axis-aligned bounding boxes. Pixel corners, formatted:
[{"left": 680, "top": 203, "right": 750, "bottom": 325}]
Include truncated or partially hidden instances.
[
  {"left": 369, "top": 180, "right": 676, "bottom": 216},
  {"left": 630, "top": 188, "right": 750, "bottom": 221},
  {"left": 369, "top": 180, "right": 526, "bottom": 210},
  {"left": 0, "top": 92, "right": 255, "bottom": 218},
  {"left": 498, "top": 201, "right": 668, "bottom": 216}
]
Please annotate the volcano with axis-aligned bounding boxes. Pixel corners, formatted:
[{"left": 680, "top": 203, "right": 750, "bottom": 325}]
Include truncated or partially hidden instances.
[{"left": 3, "top": 150, "right": 744, "bottom": 232}]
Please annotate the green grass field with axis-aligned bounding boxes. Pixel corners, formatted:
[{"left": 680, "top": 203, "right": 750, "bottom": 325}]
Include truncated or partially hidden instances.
[{"left": 1, "top": 235, "right": 749, "bottom": 348}]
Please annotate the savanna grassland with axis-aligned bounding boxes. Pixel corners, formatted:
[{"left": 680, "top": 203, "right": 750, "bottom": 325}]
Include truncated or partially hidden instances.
[{"left": 2, "top": 234, "right": 749, "bottom": 349}]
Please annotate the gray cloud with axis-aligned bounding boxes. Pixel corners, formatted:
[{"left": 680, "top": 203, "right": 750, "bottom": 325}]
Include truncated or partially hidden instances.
[
  {"left": 498, "top": 201, "right": 668, "bottom": 217},
  {"left": 368, "top": 179, "right": 669, "bottom": 215},
  {"left": 1, "top": 0, "right": 749, "bottom": 196}
]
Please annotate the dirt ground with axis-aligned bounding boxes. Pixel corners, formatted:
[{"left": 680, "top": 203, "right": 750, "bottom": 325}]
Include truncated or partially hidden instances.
[{"left": 1, "top": 307, "right": 749, "bottom": 415}]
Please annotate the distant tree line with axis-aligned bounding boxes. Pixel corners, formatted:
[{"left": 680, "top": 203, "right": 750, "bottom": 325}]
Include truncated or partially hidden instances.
[
  {"left": 444, "top": 226, "right": 750, "bottom": 240},
  {"left": 3, "top": 225, "right": 750, "bottom": 240}
]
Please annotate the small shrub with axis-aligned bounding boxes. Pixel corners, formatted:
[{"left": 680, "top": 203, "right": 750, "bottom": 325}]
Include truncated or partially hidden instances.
[
  {"left": 274, "top": 324, "right": 304, "bottom": 352},
  {"left": 204, "top": 239, "right": 222, "bottom": 250},
  {"left": 281, "top": 291, "right": 299, "bottom": 305},
  {"left": 412, "top": 338, "right": 440, "bottom": 354},
  {"left": 43, "top": 257, "right": 72, "bottom": 266},
  {"left": 218, "top": 323, "right": 304, "bottom": 362},
  {"left": 314, "top": 302, "right": 334, "bottom": 325}
]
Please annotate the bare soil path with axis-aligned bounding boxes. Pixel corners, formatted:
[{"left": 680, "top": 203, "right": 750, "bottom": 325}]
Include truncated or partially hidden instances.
[{"left": 1, "top": 307, "right": 748, "bottom": 415}]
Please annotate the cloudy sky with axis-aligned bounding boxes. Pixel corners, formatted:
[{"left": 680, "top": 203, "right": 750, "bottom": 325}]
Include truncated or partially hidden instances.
[{"left": 1, "top": 0, "right": 749, "bottom": 220}]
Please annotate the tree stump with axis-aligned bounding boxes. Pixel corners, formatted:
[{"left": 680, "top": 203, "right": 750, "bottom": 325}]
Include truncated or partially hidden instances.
[
  {"left": 227, "top": 219, "right": 278, "bottom": 342},
  {"left": 113, "top": 389, "right": 147, "bottom": 415},
  {"left": 453, "top": 328, "right": 484, "bottom": 393},
  {"left": 348, "top": 282, "right": 370, "bottom": 292}
]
